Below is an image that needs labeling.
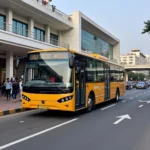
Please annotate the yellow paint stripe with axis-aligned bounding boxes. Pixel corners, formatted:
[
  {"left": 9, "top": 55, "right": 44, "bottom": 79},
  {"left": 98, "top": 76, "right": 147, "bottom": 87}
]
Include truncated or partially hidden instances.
[
  {"left": 9, "top": 109, "right": 15, "bottom": 114},
  {"left": 0, "top": 111, "right": 3, "bottom": 116}
]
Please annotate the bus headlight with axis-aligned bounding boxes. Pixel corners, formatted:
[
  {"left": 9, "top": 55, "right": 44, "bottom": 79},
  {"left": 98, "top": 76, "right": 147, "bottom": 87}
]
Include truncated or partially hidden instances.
[
  {"left": 58, "top": 96, "right": 73, "bottom": 103},
  {"left": 22, "top": 94, "right": 30, "bottom": 101}
]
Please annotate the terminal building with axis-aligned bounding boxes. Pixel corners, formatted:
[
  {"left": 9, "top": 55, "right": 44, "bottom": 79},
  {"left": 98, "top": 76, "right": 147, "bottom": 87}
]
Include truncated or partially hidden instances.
[{"left": 0, "top": 0, "right": 120, "bottom": 82}]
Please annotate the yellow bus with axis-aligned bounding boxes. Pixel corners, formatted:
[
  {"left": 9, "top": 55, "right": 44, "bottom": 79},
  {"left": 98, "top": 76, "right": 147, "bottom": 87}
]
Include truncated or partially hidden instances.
[{"left": 22, "top": 48, "right": 126, "bottom": 112}]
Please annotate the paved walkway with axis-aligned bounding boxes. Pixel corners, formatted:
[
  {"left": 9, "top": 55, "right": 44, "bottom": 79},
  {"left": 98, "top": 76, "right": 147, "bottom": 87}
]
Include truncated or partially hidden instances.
[{"left": 0, "top": 95, "right": 21, "bottom": 111}]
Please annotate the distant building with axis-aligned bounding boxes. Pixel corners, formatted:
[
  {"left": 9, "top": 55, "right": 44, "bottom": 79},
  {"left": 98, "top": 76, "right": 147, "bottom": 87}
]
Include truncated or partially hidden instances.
[
  {"left": 120, "top": 49, "right": 147, "bottom": 65},
  {"left": 145, "top": 55, "right": 150, "bottom": 64}
]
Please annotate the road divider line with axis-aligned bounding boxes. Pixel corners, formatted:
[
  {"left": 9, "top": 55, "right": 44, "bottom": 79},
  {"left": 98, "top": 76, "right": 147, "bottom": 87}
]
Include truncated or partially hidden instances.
[
  {"left": 121, "top": 100, "right": 126, "bottom": 103},
  {"left": 139, "top": 105, "right": 143, "bottom": 108},
  {"left": 101, "top": 104, "right": 116, "bottom": 110},
  {"left": 0, "top": 118, "right": 78, "bottom": 150},
  {"left": 129, "top": 97, "right": 133, "bottom": 100}
]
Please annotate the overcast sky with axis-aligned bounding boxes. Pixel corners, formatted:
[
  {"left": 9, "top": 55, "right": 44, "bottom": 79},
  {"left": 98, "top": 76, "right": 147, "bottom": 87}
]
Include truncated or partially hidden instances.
[{"left": 51, "top": 0, "right": 150, "bottom": 55}]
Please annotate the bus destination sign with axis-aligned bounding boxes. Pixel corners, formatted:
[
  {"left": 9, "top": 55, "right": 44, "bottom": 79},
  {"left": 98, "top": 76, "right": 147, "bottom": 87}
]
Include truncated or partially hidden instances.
[{"left": 29, "top": 52, "right": 69, "bottom": 60}]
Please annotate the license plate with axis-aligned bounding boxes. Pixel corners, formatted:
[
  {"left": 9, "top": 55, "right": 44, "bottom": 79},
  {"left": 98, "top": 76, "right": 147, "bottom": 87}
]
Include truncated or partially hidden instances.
[{"left": 38, "top": 105, "right": 49, "bottom": 109}]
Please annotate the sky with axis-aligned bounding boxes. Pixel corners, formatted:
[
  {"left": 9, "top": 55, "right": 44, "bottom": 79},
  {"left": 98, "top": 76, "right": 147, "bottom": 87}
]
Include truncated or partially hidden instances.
[{"left": 51, "top": 0, "right": 150, "bottom": 55}]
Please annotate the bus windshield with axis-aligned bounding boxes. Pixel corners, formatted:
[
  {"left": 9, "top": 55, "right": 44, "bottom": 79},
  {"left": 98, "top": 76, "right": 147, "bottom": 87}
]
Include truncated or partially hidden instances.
[{"left": 24, "top": 60, "right": 73, "bottom": 88}]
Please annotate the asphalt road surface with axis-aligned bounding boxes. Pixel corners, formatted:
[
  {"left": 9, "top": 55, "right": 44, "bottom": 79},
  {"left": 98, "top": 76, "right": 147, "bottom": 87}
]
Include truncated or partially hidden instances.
[{"left": 0, "top": 88, "right": 150, "bottom": 150}]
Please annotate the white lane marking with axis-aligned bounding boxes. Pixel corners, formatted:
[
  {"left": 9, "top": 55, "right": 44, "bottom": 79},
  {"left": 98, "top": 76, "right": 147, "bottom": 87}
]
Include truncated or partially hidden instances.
[
  {"left": 20, "top": 121, "right": 24, "bottom": 123},
  {"left": 0, "top": 118, "right": 78, "bottom": 150},
  {"left": 114, "top": 114, "right": 131, "bottom": 125},
  {"left": 129, "top": 97, "right": 133, "bottom": 99},
  {"left": 101, "top": 104, "right": 116, "bottom": 110},
  {"left": 121, "top": 100, "right": 126, "bottom": 103},
  {"left": 139, "top": 105, "right": 143, "bottom": 108},
  {"left": 139, "top": 100, "right": 150, "bottom": 104},
  {"left": 140, "top": 94, "right": 142, "bottom": 95},
  {"left": 136, "top": 95, "right": 138, "bottom": 97}
]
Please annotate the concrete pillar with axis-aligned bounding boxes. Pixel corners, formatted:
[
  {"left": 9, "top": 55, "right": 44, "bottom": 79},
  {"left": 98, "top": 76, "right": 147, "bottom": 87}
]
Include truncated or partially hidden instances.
[
  {"left": 6, "top": 51, "right": 13, "bottom": 79},
  {"left": 58, "top": 31, "right": 62, "bottom": 42},
  {"left": 45, "top": 25, "right": 50, "bottom": 43},
  {"left": 28, "top": 18, "right": 34, "bottom": 38},
  {"left": 58, "top": 31, "right": 63, "bottom": 47},
  {"left": 113, "top": 43, "right": 120, "bottom": 64},
  {"left": 6, "top": 9, "right": 13, "bottom": 32},
  {"left": 125, "top": 71, "right": 129, "bottom": 82}
]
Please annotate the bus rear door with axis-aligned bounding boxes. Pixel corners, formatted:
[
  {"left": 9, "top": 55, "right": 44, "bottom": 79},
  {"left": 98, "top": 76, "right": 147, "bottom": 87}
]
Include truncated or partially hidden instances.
[{"left": 104, "top": 64, "right": 110, "bottom": 100}]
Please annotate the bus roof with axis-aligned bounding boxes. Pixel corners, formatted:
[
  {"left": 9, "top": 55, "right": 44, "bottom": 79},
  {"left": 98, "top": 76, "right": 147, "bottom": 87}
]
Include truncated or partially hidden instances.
[{"left": 28, "top": 48, "right": 123, "bottom": 68}]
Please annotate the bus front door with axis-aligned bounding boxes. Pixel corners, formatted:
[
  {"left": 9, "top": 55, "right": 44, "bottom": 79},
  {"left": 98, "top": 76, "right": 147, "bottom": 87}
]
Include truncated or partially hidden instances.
[
  {"left": 104, "top": 65, "right": 110, "bottom": 100},
  {"left": 75, "top": 65, "right": 86, "bottom": 109}
]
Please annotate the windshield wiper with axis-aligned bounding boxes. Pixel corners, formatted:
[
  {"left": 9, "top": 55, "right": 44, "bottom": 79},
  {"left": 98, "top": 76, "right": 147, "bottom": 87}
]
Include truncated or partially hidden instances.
[
  {"left": 24, "top": 83, "right": 39, "bottom": 90},
  {"left": 49, "top": 83, "right": 66, "bottom": 93}
]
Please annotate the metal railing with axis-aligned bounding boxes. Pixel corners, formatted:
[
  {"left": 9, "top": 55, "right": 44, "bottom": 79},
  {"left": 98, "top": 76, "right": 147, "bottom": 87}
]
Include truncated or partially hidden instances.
[
  {"left": 0, "top": 21, "right": 69, "bottom": 49},
  {"left": 33, "top": 0, "right": 70, "bottom": 20}
]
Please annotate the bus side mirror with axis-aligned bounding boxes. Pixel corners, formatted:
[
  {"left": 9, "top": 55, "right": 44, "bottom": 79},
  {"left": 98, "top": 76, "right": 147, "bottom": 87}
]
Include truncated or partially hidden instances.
[
  {"left": 15, "top": 59, "right": 20, "bottom": 69},
  {"left": 69, "top": 56, "right": 74, "bottom": 69}
]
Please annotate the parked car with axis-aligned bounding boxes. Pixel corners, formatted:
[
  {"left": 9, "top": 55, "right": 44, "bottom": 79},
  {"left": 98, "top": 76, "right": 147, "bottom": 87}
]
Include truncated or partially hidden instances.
[
  {"left": 146, "top": 81, "right": 150, "bottom": 87},
  {"left": 136, "top": 82, "right": 147, "bottom": 89},
  {"left": 126, "top": 81, "right": 132, "bottom": 90},
  {"left": 131, "top": 81, "right": 136, "bottom": 88}
]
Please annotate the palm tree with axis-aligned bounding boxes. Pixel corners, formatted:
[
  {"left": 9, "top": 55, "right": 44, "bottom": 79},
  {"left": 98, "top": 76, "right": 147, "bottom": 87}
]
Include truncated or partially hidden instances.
[{"left": 142, "top": 20, "right": 150, "bottom": 34}]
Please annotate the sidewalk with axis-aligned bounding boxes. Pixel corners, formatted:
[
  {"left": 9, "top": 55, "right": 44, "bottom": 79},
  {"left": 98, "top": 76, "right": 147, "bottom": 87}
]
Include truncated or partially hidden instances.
[
  {"left": 0, "top": 95, "right": 30, "bottom": 116},
  {"left": 0, "top": 95, "right": 21, "bottom": 111}
]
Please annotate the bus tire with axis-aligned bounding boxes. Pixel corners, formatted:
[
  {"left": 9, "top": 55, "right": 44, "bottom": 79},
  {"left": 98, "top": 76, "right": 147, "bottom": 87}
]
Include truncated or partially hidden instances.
[
  {"left": 87, "top": 94, "right": 94, "bottom": 112},
  {"left": 115, "top": 89, "right": 120, "bottom": 102}
]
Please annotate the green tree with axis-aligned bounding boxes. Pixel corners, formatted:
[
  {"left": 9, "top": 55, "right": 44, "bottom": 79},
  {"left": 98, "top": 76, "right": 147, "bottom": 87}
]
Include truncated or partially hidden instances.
[
  {"left": 142, "top": 20, "right": 150, "bottom": 34},
  {"left": 128, "top": 72, "right": 137, "bottom": 80},
  {"left": 138, "top": 73, "right": 146, "bottom": 81},
  {"left": 128, "top": 72, "right": 146, "bottom": 81}
]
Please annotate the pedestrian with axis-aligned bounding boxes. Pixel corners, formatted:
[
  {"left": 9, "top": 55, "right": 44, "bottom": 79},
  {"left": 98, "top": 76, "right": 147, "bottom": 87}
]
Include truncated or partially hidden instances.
[
  {"left": 5, "top": 78, "right": 12, "bottom": 100},
  {"left": 1, "top": 80, "right": 6, "bottom": 96},
  {"left": 19, "top": 79, "right": 23, "bottom": 101},
  {"left": 12, "top": 80, "right": 19, "bottom": 102}
]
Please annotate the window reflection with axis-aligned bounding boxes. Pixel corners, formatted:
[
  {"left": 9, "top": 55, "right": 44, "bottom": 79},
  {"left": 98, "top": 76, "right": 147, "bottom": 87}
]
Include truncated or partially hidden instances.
[
  {"left": 13, "top": 20, "right": 28, "bottom": 37},
  {"left": 34, "top": 27, "right": 45, "bottom": 42},
  {"left": 82, "top": 29, "right": 113, "bottom": 60},
  {"left": 0, "top": 15, "right": 6, "bottom": 30}
]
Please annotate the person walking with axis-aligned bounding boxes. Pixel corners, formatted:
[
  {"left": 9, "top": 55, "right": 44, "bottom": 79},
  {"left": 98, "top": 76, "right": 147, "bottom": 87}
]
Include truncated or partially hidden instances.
[
  {"left": 19, "top": 79, "right": 23, "bottom": 101},
  {"left": 1, "top": 80, "right": 6, "bottom": 96},
  {"left": 12, "top": 80, "right": 19, "bottom": 102},
  {"left": 5, "top": 78, "right": 12, "bottom": 100}
]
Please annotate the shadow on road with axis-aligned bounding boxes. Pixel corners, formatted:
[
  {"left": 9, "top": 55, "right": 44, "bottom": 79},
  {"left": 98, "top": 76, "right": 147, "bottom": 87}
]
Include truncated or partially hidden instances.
[{"left": 27, "top": 99, "right": 124, "bottom": 119}]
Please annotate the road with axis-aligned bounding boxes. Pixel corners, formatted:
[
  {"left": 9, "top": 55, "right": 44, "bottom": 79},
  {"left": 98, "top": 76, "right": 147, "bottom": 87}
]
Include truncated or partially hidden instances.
[{"left": 0, "top": 88, "right": 150, "bottom": 150}]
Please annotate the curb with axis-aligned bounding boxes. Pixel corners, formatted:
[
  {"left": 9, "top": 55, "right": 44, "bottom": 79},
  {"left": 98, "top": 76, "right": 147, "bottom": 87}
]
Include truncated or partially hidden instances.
[{"left": 0, "top": 108, "right": 32, "bottom": 117}]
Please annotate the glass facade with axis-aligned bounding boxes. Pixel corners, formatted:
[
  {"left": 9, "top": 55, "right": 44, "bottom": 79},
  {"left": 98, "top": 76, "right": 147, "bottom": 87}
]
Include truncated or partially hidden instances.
[
  {"left": 0, "top": 15, "right": 6, "bottom": 30},
  {"left": 34, "top": 27, "right": 45, "bottom": 42},
  {"left": 13, "top": 19, "right": 28, "bottom": 37},
  {"left": 81, "top": 29, "right": 113, "bottom": 60}
]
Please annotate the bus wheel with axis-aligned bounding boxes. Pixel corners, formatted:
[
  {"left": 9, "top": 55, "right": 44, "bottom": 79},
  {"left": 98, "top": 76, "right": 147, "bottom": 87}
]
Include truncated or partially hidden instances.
[
  {"left": 115, "top": 90, "right": 120, "bottom": 102},
  {"left": 87, "top": 94, "right": 94, "bottom": 112}
]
